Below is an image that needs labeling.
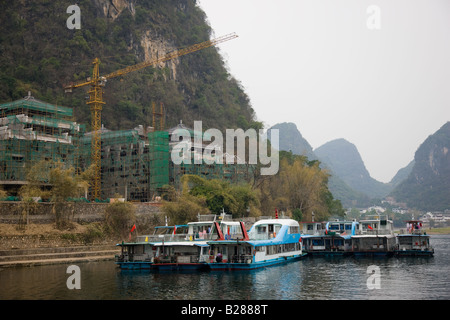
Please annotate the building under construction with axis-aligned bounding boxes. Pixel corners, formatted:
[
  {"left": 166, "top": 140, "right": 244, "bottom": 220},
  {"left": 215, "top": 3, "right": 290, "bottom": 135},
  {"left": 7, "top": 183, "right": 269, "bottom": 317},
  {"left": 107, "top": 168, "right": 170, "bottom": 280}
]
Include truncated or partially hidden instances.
[
  {"left": 0, "top": 93, "right": 84, "bottom": 195},
  {"left": 0, "top": 95, "right": 253, "bottom": 202}
]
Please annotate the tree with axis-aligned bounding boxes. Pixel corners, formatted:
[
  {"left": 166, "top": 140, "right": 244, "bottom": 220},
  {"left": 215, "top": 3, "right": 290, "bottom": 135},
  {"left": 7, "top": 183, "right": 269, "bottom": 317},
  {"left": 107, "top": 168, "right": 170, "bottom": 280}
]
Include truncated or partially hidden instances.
[
  {"left": 253, "top": 153, "right": 343, "bottom": 221},
  {"left": 182, "top": 175, "right": 259, "bottom": 218},
  {"left": 19, "top": 160, "right": 93, "bottom": 229},
  {"left": 104, "top": 201, "right": 136, "bottom": 240}
]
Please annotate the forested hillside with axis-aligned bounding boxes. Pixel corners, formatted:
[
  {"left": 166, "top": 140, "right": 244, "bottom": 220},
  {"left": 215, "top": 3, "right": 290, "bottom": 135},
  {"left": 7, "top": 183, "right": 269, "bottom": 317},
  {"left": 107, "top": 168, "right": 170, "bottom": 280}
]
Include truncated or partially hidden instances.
[
  {"left": 0, "top": 0, "right": 260, "bottom": 131},
  {"left": 391, "top": 122, "right": 450, "bottom": 211}
]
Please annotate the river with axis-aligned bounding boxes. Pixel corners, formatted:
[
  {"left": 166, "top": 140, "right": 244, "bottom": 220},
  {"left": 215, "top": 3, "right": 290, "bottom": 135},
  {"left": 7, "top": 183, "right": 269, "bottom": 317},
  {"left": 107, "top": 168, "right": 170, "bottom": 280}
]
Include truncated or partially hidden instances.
[{"left": 1, "top": 235, "right": 449, "bottom": 301}]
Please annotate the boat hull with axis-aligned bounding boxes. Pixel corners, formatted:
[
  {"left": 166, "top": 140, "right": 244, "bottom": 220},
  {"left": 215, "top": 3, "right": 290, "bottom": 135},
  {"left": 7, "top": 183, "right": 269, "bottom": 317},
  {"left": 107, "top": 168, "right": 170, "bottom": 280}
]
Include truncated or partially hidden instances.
[
  {"left": 305, "top": 251, "right": 349, "bottom": 257},
  {"left": 208, "top": 254, "right": 307, "bottom": 271},
  {"left": 116, "top": 262, "right": 208, "bottom": 271},
  {"left": 395, "top": 250, "right": 434, "bottom": 257},
  {"left": 352, "top": 251, "right": 394, "bottom": 258}
]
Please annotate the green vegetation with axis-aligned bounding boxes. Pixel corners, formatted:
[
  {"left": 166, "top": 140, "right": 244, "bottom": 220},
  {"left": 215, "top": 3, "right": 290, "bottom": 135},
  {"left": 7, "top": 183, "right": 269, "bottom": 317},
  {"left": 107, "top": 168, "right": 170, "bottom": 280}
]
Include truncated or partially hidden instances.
[
  {"left": 0, "top": 0, "right": 259, "bottom": 132},
  {"left": 104, "top": 201, "right": 136, "bottom": 239},
  {"left": 163, "top": 152, "right": 344, "bottom": 224},
  {"left": 17, "top": 160, "right": 94, "bottom": 229}
]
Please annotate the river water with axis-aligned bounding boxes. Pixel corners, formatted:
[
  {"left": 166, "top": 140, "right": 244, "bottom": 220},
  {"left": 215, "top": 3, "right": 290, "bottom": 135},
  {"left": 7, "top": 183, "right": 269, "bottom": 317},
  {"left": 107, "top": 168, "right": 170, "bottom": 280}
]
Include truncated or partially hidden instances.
[{"left": 1, "top": 235, "right": 449, "bottom": 301}]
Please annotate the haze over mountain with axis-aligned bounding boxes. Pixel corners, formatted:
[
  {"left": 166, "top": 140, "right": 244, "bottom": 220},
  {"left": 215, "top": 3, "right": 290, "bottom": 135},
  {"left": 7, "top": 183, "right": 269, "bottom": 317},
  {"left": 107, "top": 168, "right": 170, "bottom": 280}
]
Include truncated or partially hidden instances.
[
  {"left": 390, "top": 122, "right": 450, "bottom": 211},
  {"left": 267, "top": 122, "right": 316, "bottom": 160},
  {"left": 271, "top": 121, "right": 450, "bottom": 211},
  {"left": 314, "top": 139, "right": 393, "bottom": 200}
]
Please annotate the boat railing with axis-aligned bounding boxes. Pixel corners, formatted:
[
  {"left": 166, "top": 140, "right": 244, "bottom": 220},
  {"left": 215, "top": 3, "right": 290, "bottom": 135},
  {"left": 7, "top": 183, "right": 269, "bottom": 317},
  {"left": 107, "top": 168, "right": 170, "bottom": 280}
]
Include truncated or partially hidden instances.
[
  {"left": 136, "top": 234, "right": 189, "bottom": 242},
  {"left": 248, "top": 233, "right": 277, "bottom": 240},
  {"left": 186, "top": 231, "right": 244, "bottom": 241},
  {"left": 229, "top": 255, "right": 253, "bottom": 264},
  {"left": 356, "top": 229, "right": 394, "bottom": 236},
  {"left": 399, "top": 229, "right": 427, "bottom": 235}
]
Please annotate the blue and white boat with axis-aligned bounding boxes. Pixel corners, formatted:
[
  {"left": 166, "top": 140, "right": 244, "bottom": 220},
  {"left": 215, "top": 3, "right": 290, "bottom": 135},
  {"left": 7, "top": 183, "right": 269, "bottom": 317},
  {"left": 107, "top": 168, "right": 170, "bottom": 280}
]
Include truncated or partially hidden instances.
[
  {"left": 301, "top": 220, "right": 359, "bottom": 256},
  {"left": 207, "top": 218, "right": 306, "bottom": 270},
  {"left": 395, "top": 220, "right": 434, "bottom": 257}
]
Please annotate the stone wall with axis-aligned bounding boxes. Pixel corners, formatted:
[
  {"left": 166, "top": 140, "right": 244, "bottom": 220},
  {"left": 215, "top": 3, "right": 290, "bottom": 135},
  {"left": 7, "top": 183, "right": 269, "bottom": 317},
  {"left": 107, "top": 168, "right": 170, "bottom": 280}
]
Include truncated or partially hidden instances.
[{"left": 0, "top": 201, "right": 163, "bottom": 225}]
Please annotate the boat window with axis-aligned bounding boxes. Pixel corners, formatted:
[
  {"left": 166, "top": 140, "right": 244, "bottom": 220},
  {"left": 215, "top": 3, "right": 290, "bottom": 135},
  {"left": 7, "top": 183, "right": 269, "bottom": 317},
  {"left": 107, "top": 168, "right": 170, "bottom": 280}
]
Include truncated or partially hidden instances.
[
  {"left": 289, "top": 226, "right": 299, "bottom": 234},
  {"left": 345, "top": 224, "right": 352, "bottom": 230},
  {"left": 329, "top": 224, "right": 339, "bottom": 230},
  {"left": 275, "top": 225, "right": 282, "bottom": 234},
  {"left": 256, "top": 226, "right": 267, "bottom": 234}
]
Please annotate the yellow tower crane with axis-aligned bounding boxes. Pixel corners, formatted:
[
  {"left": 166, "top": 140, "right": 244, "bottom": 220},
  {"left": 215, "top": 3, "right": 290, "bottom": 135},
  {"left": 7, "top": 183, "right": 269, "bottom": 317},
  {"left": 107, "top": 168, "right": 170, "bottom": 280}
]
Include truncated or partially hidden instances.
[{"left": 65, "top": 33, "right": 238, "bottom": 200}]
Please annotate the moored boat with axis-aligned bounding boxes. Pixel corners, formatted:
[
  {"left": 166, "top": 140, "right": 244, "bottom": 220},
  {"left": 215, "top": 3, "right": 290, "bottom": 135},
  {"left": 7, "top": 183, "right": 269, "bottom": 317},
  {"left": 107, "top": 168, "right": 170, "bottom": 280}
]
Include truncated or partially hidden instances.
[
  {"left": 207, "top": 218, "right": 306, "bottom": 271},
  {"left": 351, "top": 215, "right": 396, "bottom": 257},
  {"left": 395, "top": 220, "right": 434, "bottom": 257},
  {"left": 301, "top": 220, "right": 358, "bottom": 256},
  {"left": 115, "top": 212, "right": 241, "bottom": 270}
]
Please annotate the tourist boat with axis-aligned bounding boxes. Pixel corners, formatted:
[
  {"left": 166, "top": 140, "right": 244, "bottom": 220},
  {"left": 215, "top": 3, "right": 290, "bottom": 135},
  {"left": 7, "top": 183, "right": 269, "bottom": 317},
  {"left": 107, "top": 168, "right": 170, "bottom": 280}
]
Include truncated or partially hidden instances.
[
  {"left": 301, "top": 220, "right": 359, "bottom": 256},
  {"left": 395, "top": 220, "right": 434, "bottom": 257},
  {"left": 115, "top": 212, "right": 242, "bottom": 270},
  {"left": 351, "top": 215, "right": 397, "bottom": 257},
  {"left": 207, "top": 218, "right": 306, "bottom": 270}
]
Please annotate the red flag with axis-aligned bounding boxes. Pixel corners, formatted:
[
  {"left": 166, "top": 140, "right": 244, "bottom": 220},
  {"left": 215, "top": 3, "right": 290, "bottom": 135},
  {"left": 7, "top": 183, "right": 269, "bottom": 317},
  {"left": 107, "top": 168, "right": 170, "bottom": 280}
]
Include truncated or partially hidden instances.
[
  {"left": 173, "top": 225, "right": 177, "bottom": 235},
  {"left": 130, "top": 224, "right": 136, "bottom": 233},
  {"left": 367, "top": 225, "right": 373, "bottom": 230},
  {"left": 275, "top": 208, "right": 278, "bottom": 219}
]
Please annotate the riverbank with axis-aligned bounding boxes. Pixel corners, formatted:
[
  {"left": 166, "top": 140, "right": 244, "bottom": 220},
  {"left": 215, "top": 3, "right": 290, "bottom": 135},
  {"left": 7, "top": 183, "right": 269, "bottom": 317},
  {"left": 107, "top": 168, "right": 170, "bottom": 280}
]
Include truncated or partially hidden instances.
[
  {"left": 0, "top": 222, "right": 123, "bottom": 268},
  {"left": 0, "top": 222, "right": 120, "bottom": 251},
  {"left": 425, "top": 227, "right": 450, "bottom": 235}
]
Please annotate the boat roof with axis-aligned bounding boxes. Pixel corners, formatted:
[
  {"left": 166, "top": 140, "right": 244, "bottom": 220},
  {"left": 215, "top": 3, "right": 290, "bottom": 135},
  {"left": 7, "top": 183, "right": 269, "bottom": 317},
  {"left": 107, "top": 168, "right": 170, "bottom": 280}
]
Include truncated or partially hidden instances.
[
  {"left": 301, "top": 234, "right": 353, "bottom": 240},
  {"left": 252, "top": 218, "right": 299, "bottom": 227},
  {"left": 352, "top": 234, "right": 395, "bottom": 238},
  {"left": 154, "top": 225, "right": 188, "bottom": 229},
  {"left": 151, "top": 241, "right": 209, "bottom": 247},
  {"left": 117, "top": 240, "right": 209, "bottom": 246}
]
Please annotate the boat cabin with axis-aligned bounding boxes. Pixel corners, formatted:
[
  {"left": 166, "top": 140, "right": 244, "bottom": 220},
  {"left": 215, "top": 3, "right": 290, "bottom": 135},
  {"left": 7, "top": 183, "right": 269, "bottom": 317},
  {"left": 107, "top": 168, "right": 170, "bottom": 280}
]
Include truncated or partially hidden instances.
[
  {"left": 357, "top": 215, "right": 394, "bottom": 235},
  {"left": 395, "top": 220, "right": 434, "bottom": 256}
]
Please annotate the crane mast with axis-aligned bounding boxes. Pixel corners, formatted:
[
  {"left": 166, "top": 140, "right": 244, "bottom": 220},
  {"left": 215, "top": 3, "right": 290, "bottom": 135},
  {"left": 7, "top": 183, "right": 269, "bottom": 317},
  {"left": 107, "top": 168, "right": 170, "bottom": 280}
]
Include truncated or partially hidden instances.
[{"left": 65, "top": 33, "right": 238, "bottom": 200}]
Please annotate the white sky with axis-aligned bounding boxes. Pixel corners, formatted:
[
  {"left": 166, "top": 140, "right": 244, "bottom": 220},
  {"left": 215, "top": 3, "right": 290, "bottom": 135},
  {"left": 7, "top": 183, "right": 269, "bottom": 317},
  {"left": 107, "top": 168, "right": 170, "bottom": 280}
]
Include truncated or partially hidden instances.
[{"left": 198, "top": 0, "right": 450, "bottom": 183}]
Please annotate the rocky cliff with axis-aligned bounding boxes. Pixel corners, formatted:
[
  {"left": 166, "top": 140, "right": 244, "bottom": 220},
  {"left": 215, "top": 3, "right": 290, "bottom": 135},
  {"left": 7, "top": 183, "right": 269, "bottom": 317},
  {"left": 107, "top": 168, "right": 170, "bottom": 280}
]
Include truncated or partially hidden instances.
[
  {"left": 391, "top": 122, "right": 450, "bottom": 211},
  {"left": 0, "top": 0, "right": 259, "bottom": 131}
]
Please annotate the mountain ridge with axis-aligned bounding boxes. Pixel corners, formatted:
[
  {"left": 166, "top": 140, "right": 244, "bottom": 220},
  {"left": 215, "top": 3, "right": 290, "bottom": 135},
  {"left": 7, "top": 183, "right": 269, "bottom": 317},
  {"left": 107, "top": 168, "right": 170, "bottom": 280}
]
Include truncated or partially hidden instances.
[
  {"left": 390, "top": 121, "right": 450, "bottom": 211},
  {"left": 0, "top": 0, "right": 260, "bottom": 132}
]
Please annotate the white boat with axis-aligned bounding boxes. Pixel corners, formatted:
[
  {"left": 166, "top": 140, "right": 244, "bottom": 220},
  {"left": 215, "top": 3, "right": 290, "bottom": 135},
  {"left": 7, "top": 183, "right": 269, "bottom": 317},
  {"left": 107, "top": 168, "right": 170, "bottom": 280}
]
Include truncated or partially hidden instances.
[
  {"left": 115, "top": 212, "right": 242, "bottom": 270},
  {"left": 395, "top": 220, "right": 434, "bottom": 257},
  {"left": 351, "top": 215, "right": 397, "bottom": 257},
  {"left": 207, "top": 218, "right": 306, "bottom": 270}
]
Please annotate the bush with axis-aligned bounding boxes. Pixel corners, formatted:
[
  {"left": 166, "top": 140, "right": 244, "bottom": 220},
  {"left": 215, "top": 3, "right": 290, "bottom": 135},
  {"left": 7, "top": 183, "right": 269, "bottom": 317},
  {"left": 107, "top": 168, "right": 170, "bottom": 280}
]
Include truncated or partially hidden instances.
[{"left": 104, "top": 201, "right": 136, "bottom": 239}]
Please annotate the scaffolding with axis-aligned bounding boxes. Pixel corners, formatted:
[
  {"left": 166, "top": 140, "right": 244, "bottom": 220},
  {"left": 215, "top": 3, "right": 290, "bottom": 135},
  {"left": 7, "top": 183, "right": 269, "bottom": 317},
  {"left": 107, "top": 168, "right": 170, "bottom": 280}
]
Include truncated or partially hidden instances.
[
  {"left": 148, "top": 131, "right": 169, "bottom": 199},
  {"left": 80, "top": 125, "right": 152, "bottom": 201},
  {"left": 0, "top": 94, "right": 84, "bottom": 193},
  {"left": 0, "top": 95, "right": 255, "bottom": 201},
  {"left": 166, "top": 122, "right": 254, "bottom": 190}
]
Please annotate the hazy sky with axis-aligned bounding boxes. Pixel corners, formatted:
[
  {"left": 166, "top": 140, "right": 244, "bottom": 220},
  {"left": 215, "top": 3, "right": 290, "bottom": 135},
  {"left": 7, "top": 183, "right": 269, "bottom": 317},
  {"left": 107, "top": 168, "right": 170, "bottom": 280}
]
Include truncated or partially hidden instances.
[{"left": 198, "top": 0, "right": 450, "bottom": 183}]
